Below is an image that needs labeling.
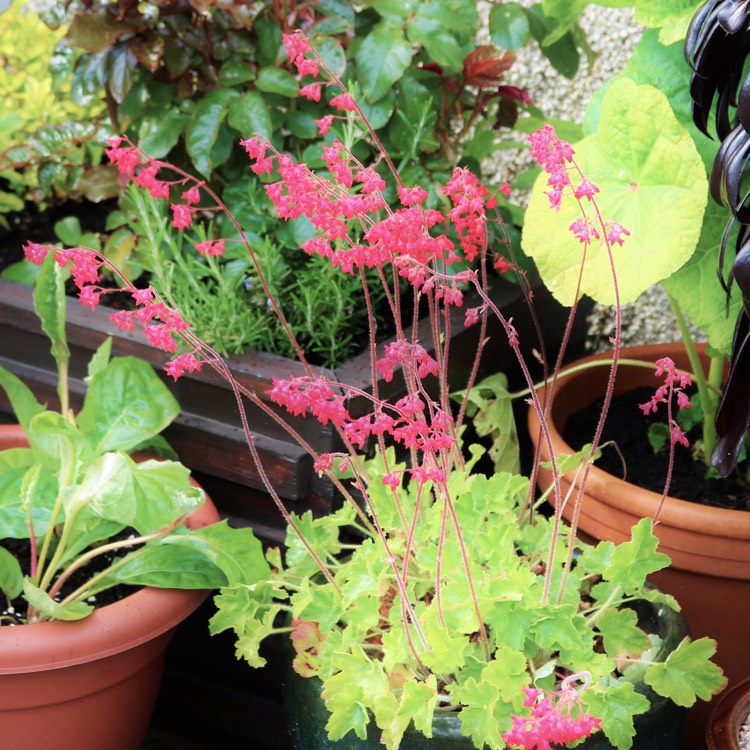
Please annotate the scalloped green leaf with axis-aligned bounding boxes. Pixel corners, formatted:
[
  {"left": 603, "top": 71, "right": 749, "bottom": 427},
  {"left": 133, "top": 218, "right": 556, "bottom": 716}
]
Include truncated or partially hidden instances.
[
  {"left": 583, "top": 681, "right": 650, "bottom": 749},
  {"left": 644, "top": 637, "right": 728, "bottom": 707},
  {"left": 522, "top": 78, "right": 708, "bottom": 306},
  {"left": 635, "top": 0, "right": 703, "bottom": 44}
]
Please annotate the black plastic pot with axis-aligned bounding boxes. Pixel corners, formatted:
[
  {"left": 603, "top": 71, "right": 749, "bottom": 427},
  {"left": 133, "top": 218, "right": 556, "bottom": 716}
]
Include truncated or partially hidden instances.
[{"left": 281, "top": 601, "right": 689, "bottom": 749}]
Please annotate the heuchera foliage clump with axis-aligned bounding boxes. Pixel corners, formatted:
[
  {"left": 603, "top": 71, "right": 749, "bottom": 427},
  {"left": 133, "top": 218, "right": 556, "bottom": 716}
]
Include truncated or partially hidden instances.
[{"left": 21, "top": 31, "right": 726, "bottom": 750}]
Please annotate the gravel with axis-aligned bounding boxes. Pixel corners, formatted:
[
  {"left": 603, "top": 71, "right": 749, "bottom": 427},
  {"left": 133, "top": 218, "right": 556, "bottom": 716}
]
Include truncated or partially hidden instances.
[{"left": 481, "top": 4, "right": 697, "bottom": 352}]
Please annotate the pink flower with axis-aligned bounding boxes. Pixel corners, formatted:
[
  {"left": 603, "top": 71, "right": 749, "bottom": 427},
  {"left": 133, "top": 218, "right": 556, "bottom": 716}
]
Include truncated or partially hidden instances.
[
  {"left": 171, "top": 203, "right": 193, "bottom": 230},
  {"left": 195, "top": 239, "right": 226, "bottom": 257},
  {"left": 316, "top": 115, "right": 335, "bottom": 135},
  {"left": 329, "top": 93, "right": 357, "bottom": 112},
  {"left": 23, "top": 241, "right": 50, "bottom": 265},
  {"left": 299, "top": 83, "right": 322, "bottom": 102},
  {"left": 182, "top": 185, "right": 201, "bottom": 205}
]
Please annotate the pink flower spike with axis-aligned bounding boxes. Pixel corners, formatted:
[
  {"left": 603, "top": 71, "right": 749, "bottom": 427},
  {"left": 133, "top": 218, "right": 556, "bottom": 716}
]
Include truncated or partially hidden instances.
[
  {"left": 606, "top": 221, "right": 631, "bottom": 247},
  {"left": 296, "top": 58, "right": 319, "bottom": 78},
  {"left": 282, "top": 32, "right": 311, "bottom": 64},
  {"left": 499, "top": 182, "right": 512, "bottom": 197},
  {"left": 195, "top": 239, "right": 226, "bottom": 257},
  {"left": 171, "top": 203, "right": 193, "bottom": 230}
]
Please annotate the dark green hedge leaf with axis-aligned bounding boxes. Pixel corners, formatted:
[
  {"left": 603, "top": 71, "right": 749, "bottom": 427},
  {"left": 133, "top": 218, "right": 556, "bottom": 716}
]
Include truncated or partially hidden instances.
[
  {"left": 186, "top": 89, "right": 240, "bottom": 178},
  {"left": 227, "top": 91, "right": 273, "bottom": 139}
]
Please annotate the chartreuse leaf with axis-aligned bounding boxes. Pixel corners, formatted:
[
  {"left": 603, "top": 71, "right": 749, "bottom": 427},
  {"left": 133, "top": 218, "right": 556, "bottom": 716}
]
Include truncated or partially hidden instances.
[
  {"left": 0, "top": 546, "right": 23, "bottom": 600},
  {"left": 522, "top": 78, "right": 707, "bottom": 306},
  {"left": 209, "top": 582, "right": 285, "bottom": 668},
  {"left": 27, "top": 411, "right": 88, "bottom": 473},
  {"left": 582, "top": 681, "right": 649, "bottom": 750},
  {"left": 85, "top": 338, "right": 112, "bottom": 381},
  {"left": 634, "top": 0, "right": 703, "bottom": 45},
  {"left": 355, "top": 23, "right": 413, "bottom": 103},
  {"left": 453, "top": 372, "right": 520, "bottom": 474},
  {"left": 0, "top": 450, "right": 55, "bottom": 538},
  {"left": 604, "top": 518, "right": 671, "bottom": 592},
  {"left": 419, "top": 606, "right": 472, "bottom": 674},
  {"left": 644, "top": 637, "right": 728, "bottom": 707},
  {"left": 0, "top": 365, "right": 45, "bottom": 434},
  {"left": 285, "top": 505, "right": 356, "bottom": 578},
  {"left": 455, "top": 645, "right": 527, "bottom": 748},
  {"left": 323, "top": 646, "right": 390, "bottom": 741},
  {"left": 77, "top": 356, "right": 180, "bottom": 454},
  {"left": 23, "top": 578, "right": 93, "bottom": 621},
  {"left": 597, "top": 606, "right": 652, "bottom": 659}
]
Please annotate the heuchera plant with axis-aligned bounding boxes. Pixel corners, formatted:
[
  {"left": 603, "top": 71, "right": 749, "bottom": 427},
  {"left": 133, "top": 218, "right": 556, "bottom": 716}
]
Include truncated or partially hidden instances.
[{"left": 19, "top": 32, "right": 726, "bottom": 750}]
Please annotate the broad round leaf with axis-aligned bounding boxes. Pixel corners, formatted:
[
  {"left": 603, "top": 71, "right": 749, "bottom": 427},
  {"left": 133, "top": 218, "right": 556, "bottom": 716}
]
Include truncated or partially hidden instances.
[
  {"left": 355, "top": 24, "right": 413, "bottom": 103},
  {"left": 522, "top": 78, "right": 707, "bottom": 306},
  {"left": 489, "top": 3, "right": 530, "bottom": 51}
]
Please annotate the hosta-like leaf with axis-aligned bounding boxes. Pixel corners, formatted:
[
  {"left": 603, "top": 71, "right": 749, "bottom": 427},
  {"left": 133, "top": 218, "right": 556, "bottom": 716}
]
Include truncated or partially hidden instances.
[
  {"left": 522, "top": 78, "right": 707, "bottom": 306},
  {"left": 0, "top": 546, "right": 23, "bottom": 600},
  {"left": 645, "top": 637, "right": 727, "bottom": 706},
  {"left": 23, "top": 579, "right": 94, "bottom": 621},
  {"left": 77, "top": 356, "right": 180, "bottom": 454}
]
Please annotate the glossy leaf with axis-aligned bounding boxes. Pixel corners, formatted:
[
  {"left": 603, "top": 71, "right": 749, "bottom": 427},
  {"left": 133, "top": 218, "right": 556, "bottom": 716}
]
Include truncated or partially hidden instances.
[
  {"left": 227, "top": 91, "right": 273, "bottom": 139},
  {"left": 137, "top": 111, "right": 189, "bottom": 158},
  {"left": 77, "top": 356, "right": 180, "bottom": 454},
  {"left": 64, "top": 9, "right": 129, "bottom": 53},
  {"left": 255, "top": 66, "right": 299, "bottom": 97},
  {"left": 489, "top": 2, "right": 530, "bottom": 50},
  {"left": 355, "top": 24, "right": 413, "bottom": 103},
  {"left": 185, "top": 88, "right": 239, "bottom": 178},
  {"left": 523, "top": 78, "right": 708, "bottom": 306}
]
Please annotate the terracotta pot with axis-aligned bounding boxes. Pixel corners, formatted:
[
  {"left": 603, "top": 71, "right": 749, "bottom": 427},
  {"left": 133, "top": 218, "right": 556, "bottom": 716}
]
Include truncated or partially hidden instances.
[
  {"left": 0, "top": 424, "right": 220, "bottom": 750},
  {"left": 707, "top": 677, "right": 750, "bottom": 749},
  {"left": 282, "top": 599, "right": 689, "bottom": 749},
  {"left": 527, "top": 343, "right": 750, "bottom": 747}
]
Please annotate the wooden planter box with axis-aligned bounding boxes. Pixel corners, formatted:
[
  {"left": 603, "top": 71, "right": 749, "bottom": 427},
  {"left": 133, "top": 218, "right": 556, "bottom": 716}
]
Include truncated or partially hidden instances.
[{"left": 0, "top": 275, "right": 584, "bottom": 544}]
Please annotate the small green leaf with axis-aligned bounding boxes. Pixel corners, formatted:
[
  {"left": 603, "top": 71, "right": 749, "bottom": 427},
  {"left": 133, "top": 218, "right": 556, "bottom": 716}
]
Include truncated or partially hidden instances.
[
  {"left": 597, "top": 607, "right": 652, "bottom": 659},
  {"left": 255, "top": 66, "right": 299, "bottom": 97},
  {"left": 23, "top": 579, "right": 94, "bottom": 621},
  {"left": 646, "top": 423, "right": 671, "bottom": 454},
  {"left": 489, "top": 2, "right": 530, "bottom": 50},
  {"left": 227, "top": 91, "right": 273, "bottom": 139},
  {"left": 186, "top": 89, "right": 239, "bottom": 178},
  {"left": 0, "top": 546, "right": 23, "bottom": 600},
  {"left": 583, "top": 682, "right": 650, "bottom": 750},
  {"left": 34, "top": 253, "right": 69, "bottom": 380},
  {"left": 645, "top": 637, "right": 728, "bottom": 707},
  {"left": 605, "top": 518, "right": 671, "bottom": 592}
]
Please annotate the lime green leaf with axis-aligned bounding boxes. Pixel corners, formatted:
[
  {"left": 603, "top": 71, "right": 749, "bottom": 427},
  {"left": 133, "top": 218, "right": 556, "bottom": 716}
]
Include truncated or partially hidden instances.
[
  {"left": 645, "top": 637, "right": 727, "bottom": 707},
  {"left": 355, "top": 24, "right": 413, "bottom": 103},
  {"left": 597, "top": 607, "right": 652, "bottom": 658},
  {"left": 634, "top": 0, "right": 703, "bottom": 44},
  {"left": 67, "top": 451, "right": 133, "bottom": 518},
  {"left": 23, "top": 578, "right": 94, "bottom": 621},
  {"left": 522, "top": 78, "right": 708, "bottom": 306},
  {"left": 583, "top": 682, "right": 650, "bottom": 749},
  {"left": 605, "top": 518, "right": 671, "bottom": 592}
]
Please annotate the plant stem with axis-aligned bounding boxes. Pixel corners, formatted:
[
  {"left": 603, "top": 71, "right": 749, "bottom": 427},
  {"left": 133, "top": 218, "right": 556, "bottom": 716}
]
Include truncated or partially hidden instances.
[{"left": 665, "top": 290, "right": 722, "bottom": 463}]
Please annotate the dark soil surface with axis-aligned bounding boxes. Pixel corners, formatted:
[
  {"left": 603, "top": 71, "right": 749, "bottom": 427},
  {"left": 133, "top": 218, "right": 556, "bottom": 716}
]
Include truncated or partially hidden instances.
[
  {"left": 563, "top": 386, "right": 750, "bottom": 511},
  {"left": 0, "top": 534, "right": 136, "bottom": 625}
]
